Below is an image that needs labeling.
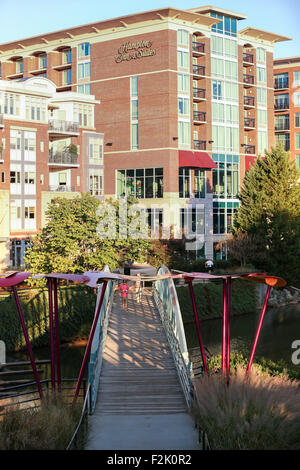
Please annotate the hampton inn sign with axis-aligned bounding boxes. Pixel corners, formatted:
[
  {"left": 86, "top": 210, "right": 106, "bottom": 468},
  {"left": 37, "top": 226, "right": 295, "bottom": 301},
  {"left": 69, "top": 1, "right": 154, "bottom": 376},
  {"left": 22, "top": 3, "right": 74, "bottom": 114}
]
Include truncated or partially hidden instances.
[{"left": 115, "top": 40, "right": 156, "bottom": 63}]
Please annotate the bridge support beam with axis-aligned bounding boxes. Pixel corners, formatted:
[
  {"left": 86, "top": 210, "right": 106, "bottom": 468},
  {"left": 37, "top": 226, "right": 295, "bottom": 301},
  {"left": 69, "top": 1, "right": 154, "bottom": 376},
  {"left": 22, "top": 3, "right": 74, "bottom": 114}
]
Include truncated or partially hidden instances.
[
  {"left": 73, "top": 280, "right": 108, "bottom": 405},
  {"left": 187, "top": 280, "right": 208, "bottom": 375}
]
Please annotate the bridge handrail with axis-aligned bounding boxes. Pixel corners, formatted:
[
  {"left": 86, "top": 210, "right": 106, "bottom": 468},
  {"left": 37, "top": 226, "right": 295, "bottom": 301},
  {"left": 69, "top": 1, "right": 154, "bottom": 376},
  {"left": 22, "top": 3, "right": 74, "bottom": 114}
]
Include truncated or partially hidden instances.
[
  {"left": 87, "top": 265, "right": 115, "bottom": 414},
  {"left": 153, "top": 265, "right": 193, "bottom": 408}
]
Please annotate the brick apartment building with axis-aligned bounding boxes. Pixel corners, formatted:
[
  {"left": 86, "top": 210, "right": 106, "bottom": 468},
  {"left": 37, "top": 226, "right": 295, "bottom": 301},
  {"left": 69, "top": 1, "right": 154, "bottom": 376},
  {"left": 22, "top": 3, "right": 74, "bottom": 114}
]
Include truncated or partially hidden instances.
[
  {"left": 274, "top": 56, "right": 300, "bottom": 166},
  {"left": 0, "top": 5, "right": 290, "bottom": 270}
]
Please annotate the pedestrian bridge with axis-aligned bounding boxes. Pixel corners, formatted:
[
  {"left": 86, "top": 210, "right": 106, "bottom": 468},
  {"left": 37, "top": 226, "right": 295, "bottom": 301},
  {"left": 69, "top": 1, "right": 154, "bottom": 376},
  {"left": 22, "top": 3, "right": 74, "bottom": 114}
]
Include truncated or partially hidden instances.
[{"left": 0, "top": 266, "right": 286, "bottom": 450}]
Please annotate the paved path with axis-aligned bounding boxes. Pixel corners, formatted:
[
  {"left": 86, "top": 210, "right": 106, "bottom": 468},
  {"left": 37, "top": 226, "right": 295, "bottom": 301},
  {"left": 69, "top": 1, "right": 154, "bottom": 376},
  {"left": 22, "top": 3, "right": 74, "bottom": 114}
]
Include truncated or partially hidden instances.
[{"left": 85, "top": 288, "right": 201, "bottom": 450}]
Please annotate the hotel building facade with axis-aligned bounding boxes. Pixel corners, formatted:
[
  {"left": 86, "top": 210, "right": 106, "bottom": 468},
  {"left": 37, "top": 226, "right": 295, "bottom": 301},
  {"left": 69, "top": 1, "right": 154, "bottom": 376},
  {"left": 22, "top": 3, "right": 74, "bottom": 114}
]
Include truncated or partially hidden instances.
[
  {"left": 0, "top": 5, "right": 290, "bottom": 270},
  {"left": 274, "top": 56, "right": 300, "bottom": 166}
]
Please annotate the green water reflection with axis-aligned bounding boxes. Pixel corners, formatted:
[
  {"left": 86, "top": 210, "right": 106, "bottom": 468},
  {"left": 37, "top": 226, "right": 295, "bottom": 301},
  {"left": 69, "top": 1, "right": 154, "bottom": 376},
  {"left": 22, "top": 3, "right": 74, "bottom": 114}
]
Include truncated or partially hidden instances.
[{"left": 184, "top": 303, "right": 300, "bottom": 370}]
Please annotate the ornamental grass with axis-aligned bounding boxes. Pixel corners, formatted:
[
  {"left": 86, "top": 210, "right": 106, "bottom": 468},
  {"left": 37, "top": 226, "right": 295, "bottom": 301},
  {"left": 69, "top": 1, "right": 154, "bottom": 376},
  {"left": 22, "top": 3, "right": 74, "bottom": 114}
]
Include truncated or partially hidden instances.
[
  {"left": 0, "top": 397, "right": 83, "bottom": 450},
  {"left": 193, "top": 365, "right": 300, "bottom": 450}
]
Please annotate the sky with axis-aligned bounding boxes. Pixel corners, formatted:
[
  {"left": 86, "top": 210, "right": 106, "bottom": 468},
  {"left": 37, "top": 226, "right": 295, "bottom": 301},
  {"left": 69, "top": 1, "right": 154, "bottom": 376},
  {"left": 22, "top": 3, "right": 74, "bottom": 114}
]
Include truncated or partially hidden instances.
[{"left": 0, "top": 0, "right": 299, "bottom": 59}]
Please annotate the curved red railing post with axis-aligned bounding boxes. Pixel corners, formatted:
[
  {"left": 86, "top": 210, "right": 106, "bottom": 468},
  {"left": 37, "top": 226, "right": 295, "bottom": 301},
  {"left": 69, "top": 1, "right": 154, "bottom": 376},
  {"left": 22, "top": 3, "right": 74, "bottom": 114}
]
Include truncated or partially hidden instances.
[
  {"left": 48, "top": 278, "right": 56, "bottom": 394},
  {"left": 246, "top": 285, "right": 272, "bottom": 377},
  {"left": 73, "top": 280, "right": 108, "bottom": 405},
  {"left": 188, "top": 280, "right": 208, "bottom": 374},
  {"left": 222, "top": 279, "right": 227, "bottom": 376},
  {"left": 12, "top": 286, "right": 44, "bottom": 400},
  {"left": 226, "top": 277, "right": 231, "bottom": 384},
  {"left": 53, "top": 278, "right": 61, "bottom": 393}
]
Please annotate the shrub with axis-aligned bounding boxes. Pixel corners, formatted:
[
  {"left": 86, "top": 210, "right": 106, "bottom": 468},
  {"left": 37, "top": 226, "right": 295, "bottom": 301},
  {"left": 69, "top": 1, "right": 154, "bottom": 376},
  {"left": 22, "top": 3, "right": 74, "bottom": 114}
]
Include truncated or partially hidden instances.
[
  {"left": 193, "top": 363, "right": 300, "bottom": 450},
  {"left": 0, "top": 397, "right": 83, "bottom": 450}
]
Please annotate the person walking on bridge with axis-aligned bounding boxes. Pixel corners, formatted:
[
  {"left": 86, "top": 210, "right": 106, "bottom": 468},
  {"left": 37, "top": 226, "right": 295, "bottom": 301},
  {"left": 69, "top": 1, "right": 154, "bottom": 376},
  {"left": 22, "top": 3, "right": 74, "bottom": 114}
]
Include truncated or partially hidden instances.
[{"left": 119, "top": 281, "right": 129, "bottom": 310}]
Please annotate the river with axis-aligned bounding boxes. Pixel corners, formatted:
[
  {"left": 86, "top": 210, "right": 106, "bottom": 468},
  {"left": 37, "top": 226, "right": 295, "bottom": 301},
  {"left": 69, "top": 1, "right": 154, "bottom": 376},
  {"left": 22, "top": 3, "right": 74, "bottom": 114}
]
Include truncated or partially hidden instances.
[{"left": 4, "top": 303, "right": 300, "bottom": 381}]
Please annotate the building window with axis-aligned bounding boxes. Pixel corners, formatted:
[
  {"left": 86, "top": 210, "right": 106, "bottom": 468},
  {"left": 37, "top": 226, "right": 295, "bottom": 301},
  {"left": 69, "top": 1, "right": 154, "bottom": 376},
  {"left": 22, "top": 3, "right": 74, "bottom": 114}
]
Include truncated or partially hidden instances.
[
  {"left": 294, "top": 92, "right": 300, "bottom": 107},
  {"left": 24, "top": 172, "right": 35, "bottom": 185},
  {"left": 177, "top": 29, "right": 189, "bottom": 47},
  {"left": 78, "top": 84, "right": 91, "bottom": 94},
  {"left": 211, "top": 35, "right": 223, "bottom": 55},
  {"left": 178, "top": 97, "right": 190, "bottom": 116},
  {"left": 258, "top": 130, "right": 268, "bottom": 154},
  {"left": 275, "top": 72, "right": 288, "bottom": 89},
  {"left": 131, "top": 100, "right": 138, "bottom": 120},
  {"left": 275, "top": 114, "right": 289, "bottom": 131},
  {"left": 257, "top": 66, "right": 266, "bottom": 84},
  {"left": 38, "top": 53, "right": 47, "bottom": 69},
  {"left": 257, "top": 87, "right": 267, "bottom": 106},
  {"left": 116, "top": 168, "right": 163, "bottom": 199},
  {"left": 295, "top": 113, "right": 300, "bottom": 128},
  {"left": 213, "top": 201, "right": 239, "bottom": 234},
  {"left": 178, "top": 74, "right": 190, "bottom": 93},
  {"left": 10, "top": 171, "right": 21, "bottom": 184},
  {"left": 89, "top": 137, "right": 103, "bottom": 164},
  {"left": 294, "top": 71, "right": 300, "bottom": 87},
  {"left": 212, "top": 154, "right": 239, "bottom": 198},
  {"left": 78, "top": 62, "right": 90, "bottom": 79},
  {"left": 177, "top": 50, "right": 189, "bottom": 69},
  {"left": 131, "top": 124, "right": 138, "bottom": 150},
  {"left": 179, "top": 168, "right": 190, "bottom": 198},
  {"left": 180, "top": 206, "right": 205, "bottom": 238},
  {"left": 74, "top": 103, "right": 93, "bottom": 127},
  {"left": 11, "top": 239, "right": 31, "bottom": 268},
  {"left": 178, "top": 121, "right": 190, "bottom": 145},
  {"left": 275, "top": 93, "right": 289, "bottom": 110},
  {"left": 15, "top": 58, "right": 23, "bottom": 74},
  {"left": 2, "top": 93, "right": 20, "bottom": 116},
  {"left": 276, "top": 133, "right": 290, "bottom": 151},
  {"left": 194, "top": 169, "right": 206, "bottom": 198},
  {"left": 256, "top": 47, "right": 266, "bottom": 64},
  {"left": 78, "top": 42, "right": 90, "bottom": 58},
  {"left": 211, "top": 14, "right": 237, "bottom": 37},
  {"left": 257, "top": 109, "right": 267, "bottom": 128},
  {"left": 295, "top": 155, "right": 300, "bottom": 169},
  {"left": 296, "top": 133, "right": 300, "bottom": 150},
  {"left": 62, "top": 48, "right": 72, "bottom": 64},
  {"left": 62, "top": 68, "right": 72, "bottom": 85},
  {"left": 89, "top": 169, "right": 103, "bottom": 196}
]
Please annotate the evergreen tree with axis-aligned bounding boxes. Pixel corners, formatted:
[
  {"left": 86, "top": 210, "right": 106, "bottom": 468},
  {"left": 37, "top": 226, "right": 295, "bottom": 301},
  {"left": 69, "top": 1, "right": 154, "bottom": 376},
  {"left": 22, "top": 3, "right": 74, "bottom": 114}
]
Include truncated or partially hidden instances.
[{"left": 234, "top": 144, "right": 300, "bottom": 283}]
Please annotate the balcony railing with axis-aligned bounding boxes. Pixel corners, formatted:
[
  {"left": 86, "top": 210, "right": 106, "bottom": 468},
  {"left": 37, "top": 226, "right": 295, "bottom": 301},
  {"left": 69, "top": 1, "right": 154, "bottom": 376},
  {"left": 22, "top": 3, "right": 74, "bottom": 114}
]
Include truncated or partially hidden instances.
[
  {"left": 243, "top": 52, "right": 254, "bottom": 64},
  {"left": 48, "top": 185, "right": 76, "bottom": 192},
  {"left": 276, "top": 138, "right": 290, "bottom": 151},
  {"left": 48, "top": 119, "right": 79, "bottom": 135},
  {"left": 193, "top": 87, "right": 206, "bottom": 100},
  {"left": 243, "top": 74, "right": 255, "bottom": 85},
  {"left": 193, "top": 65, "right": 205, "bottom": 77},
  {"left": 275, "top": 122, "right": 290, "bottom": 132},
  {"left": 49, "top": 150, "right": 78, "bottom": 166},
  {"left": 274, "top": 78, "right": 289, "bottom": 90},
  {"left": 274, "top": 100, "right": 289, "bottom": 111},
  {"left": 193, "top": 139, "right": 206, "bottom": 150},
  {"left": 0, "top": 114, "right": 3, "bottom": 128},
  {"left": 243, "top": 144, "right": 255, "bottom": 155},
  {"left": 244, "top": 96, "right": 255, "bottom": 108},
  {"left": 244, "top": 117, "right": 255, "bottom": 129},
  {"left": 193, "top": 111, "right": 206, "bottom": 123},
  {"left": 192, "top": 41, "right": 205, "bottom": 54}
]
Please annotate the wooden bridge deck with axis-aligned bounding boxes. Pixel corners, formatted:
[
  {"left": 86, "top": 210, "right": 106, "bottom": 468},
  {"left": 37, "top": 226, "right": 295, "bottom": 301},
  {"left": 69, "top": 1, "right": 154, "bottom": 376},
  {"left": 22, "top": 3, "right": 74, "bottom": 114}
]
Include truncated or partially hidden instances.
[{"left": 85, "top": 288, "right": 200, "bottom": 450}]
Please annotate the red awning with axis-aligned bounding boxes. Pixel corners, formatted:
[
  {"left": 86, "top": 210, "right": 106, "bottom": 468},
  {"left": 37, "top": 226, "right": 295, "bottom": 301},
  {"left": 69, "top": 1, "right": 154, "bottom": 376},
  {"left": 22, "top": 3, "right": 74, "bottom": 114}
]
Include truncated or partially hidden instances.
[{"left": 179, "top": 150, "right": 217, "bottom": 169}]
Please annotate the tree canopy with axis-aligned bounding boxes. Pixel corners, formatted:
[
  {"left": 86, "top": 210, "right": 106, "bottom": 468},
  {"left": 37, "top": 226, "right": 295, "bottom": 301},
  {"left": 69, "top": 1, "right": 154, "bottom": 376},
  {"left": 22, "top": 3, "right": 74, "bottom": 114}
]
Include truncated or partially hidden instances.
[
  {"left": 233, "top": 144, "right": 300, "bottom": 284},
  {"left": 25, "top": 193, "right": 168, "bottom": 276}
]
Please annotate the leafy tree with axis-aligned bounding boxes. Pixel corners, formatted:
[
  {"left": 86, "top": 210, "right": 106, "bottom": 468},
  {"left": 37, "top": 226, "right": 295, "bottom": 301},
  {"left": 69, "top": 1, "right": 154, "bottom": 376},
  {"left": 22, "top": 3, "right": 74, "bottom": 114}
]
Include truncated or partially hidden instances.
[
  {"left": 25, "top": 193, "right": 167, "bottom": 276},
  {"left": 233, "top": 144, "right": 300, "bottom": 283}
]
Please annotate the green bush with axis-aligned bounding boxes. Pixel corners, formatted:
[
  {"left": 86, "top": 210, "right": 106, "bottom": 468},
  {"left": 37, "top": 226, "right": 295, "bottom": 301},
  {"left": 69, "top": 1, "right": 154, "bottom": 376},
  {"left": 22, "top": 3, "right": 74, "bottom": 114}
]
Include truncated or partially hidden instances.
[
  {"left": 0, "top": 285, "right": 96, "bottom": 352},
  {"left": 177, "top": 279, "right": 256, "bottom": 322}
]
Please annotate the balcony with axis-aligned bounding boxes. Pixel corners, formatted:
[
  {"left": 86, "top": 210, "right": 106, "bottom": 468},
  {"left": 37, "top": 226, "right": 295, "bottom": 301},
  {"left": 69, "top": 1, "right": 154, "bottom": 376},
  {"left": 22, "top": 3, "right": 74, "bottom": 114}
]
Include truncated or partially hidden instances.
[
  {"left": 243, "top": 52, "right": 254, "bottom": 65},
  {"left": 48, "top": 119, "right": 79, "bottom": 140},
  {"left": 193, "top": 87, "right": 206, "bottom": 101},
  {"left": 244, "top": 117, "right": 255, "bottom": 130},
  {"left": 276, "top": 137, "right": 290, "bottom": 151},
  {"left": 193, "top": 139, "right": 206, "bottom": 150},
  {"left": 193, "top": 111, "right": 206, "bottom": 124},
  {"left": 193, "top": 65, "right": 205, "bottom": 79},
  {"left": 275, "top": 122, "right": 290, "bottom": 132},
  {"left": 48, "top": 150, "right": 79, "bottom": 167},
  {"left": 244, "top": 96, "right": 255, "bottom": 108},
  {"left": 192, "top": 41, "right": 205, "bottom": 55},
  {"left": 274, "top": 78, "right": 289, "bottom": 90},
  {"left": 274, "top": 100, "right": 289, "bottom": 112},
  {"left": 0, "top": 114, "right": 3, "bottom": 128},
  {"left": 243, "top": 144, "right": 255, "bottom": 155},
  {"left": 48, "top": 185, "right": 76, "bottom": 192},
  {"left": 243, "top": 74, "right": 255, "bottom": 87}
]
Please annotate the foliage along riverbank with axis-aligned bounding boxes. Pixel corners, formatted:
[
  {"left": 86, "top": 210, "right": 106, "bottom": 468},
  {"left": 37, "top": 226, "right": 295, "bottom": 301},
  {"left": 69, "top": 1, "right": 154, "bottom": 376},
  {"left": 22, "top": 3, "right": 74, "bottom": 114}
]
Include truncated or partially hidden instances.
[
  {"left": 176, "top": 279, "right": 257, "bottom": 323},
  {"left": 0, "top": 285, "right": 96, "bottom": 352}
]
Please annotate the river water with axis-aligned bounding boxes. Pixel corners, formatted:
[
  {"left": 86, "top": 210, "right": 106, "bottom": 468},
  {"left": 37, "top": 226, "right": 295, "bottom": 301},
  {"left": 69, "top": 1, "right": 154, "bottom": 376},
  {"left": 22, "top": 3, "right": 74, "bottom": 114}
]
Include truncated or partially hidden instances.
[
  {"left": 184, "top": 302, "right": 300, "bottom": 371},
  {"left": 4, "top": 303, "right": 300, "bottom": 380}
]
